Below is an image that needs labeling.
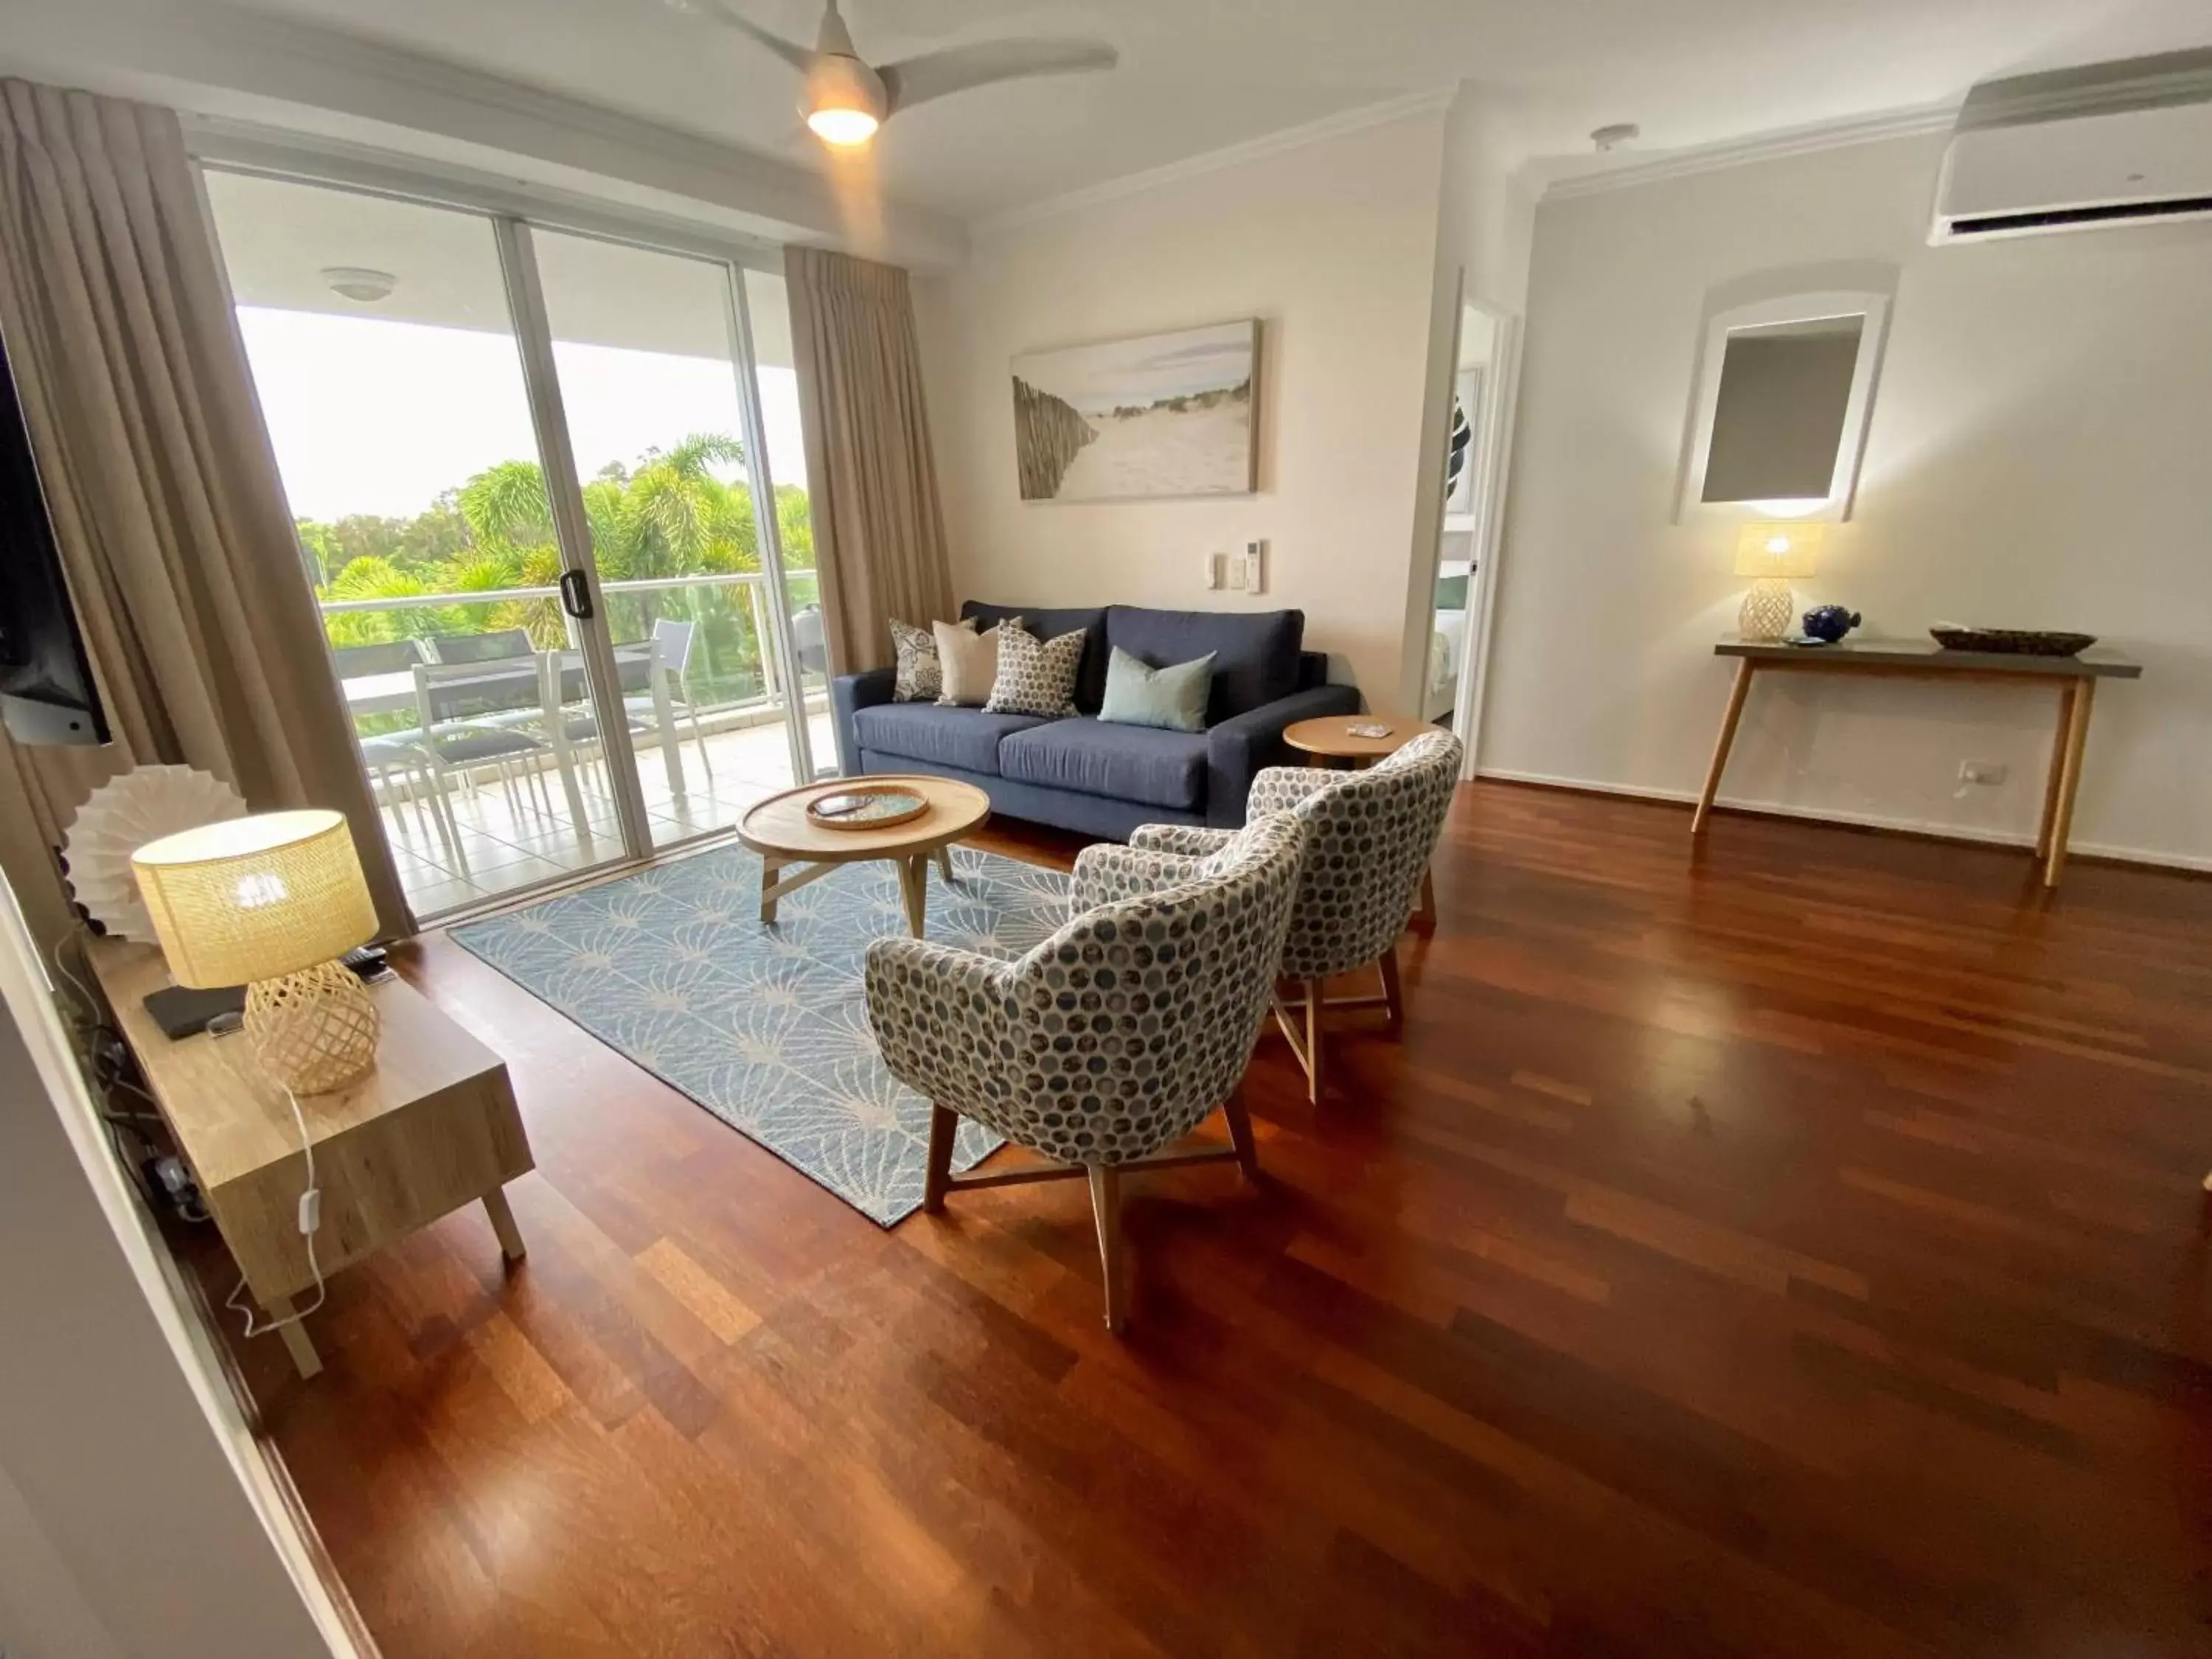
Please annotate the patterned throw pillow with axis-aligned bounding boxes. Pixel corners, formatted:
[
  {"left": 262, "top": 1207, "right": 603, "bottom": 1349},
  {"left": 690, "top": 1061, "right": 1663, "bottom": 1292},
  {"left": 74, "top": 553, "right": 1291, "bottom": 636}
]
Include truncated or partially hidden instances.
[
  {"left": 890, "top": 616, "right": 968, "bottom": 703},
  {"left": 985, "top": 619, "right": 1086, "bottom": 717}
]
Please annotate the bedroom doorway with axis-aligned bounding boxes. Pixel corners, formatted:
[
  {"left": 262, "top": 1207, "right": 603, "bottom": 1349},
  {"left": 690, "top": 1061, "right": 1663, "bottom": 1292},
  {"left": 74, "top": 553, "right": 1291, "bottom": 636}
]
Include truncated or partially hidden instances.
[{"left": 1420, "top": 291, "right": 1519, "bottom": 768}]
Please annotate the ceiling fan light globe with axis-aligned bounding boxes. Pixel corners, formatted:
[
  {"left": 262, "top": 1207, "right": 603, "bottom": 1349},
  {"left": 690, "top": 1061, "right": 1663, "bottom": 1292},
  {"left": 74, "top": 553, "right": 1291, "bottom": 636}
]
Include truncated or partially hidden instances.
[
  {"left": 807, "top": 105, "right": 880, "bottom": 145},
  {"left": 801, "top": 52, "right": 887, "bottom": 145}
]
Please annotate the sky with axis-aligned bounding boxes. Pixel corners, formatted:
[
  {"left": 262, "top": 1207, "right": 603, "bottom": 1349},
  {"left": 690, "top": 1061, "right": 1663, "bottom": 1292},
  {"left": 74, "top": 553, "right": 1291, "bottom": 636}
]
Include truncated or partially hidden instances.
[{"left": 236, "top": 307, "right": 811, "bottom": 523}]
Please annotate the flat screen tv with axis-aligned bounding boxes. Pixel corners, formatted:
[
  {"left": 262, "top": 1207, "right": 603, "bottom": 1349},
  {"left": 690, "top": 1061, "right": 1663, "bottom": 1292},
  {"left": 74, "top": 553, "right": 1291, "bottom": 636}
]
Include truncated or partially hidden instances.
[{"left": 0, "top": 319, "right": 106, "bottom": 747}]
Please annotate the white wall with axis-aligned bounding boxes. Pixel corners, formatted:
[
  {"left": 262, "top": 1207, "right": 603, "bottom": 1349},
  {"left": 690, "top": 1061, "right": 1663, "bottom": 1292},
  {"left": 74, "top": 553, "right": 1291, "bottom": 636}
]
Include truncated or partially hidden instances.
[
  {"left": 0, "top": 880, "right": 358, "bottom": 1659},
  {"left": 918, "top": 108, "right": 1452, "bottom": 706},
  {"left": 1483, "top": 133, "right": 2212, "bottom": 867}
]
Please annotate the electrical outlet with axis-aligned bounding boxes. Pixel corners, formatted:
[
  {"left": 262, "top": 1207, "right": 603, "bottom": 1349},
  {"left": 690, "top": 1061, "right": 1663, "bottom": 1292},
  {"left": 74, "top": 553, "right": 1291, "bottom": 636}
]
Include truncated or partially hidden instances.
[
  {"left": 1958, "top": 760, "right": 2007, "bottom": 786},
  {"left": 1225, "top": 555, "right": 1248, "bottom": 591}
]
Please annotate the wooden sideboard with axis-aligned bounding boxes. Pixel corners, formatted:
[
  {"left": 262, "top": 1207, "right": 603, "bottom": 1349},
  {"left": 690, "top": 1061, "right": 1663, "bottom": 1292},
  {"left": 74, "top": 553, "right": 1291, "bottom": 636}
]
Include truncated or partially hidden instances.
[{"left": 87, "top": 938, "right": 533, "bottom": 1378}]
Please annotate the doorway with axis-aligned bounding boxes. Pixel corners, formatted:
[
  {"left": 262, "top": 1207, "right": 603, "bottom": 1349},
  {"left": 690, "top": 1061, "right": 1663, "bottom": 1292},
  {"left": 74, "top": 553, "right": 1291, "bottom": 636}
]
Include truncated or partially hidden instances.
[
  {"left": 201, "top": 170, "right": 827, "bottom": 920},
  {"left": 1419, "top": 290, "right": 1520, "bottom": 768}
]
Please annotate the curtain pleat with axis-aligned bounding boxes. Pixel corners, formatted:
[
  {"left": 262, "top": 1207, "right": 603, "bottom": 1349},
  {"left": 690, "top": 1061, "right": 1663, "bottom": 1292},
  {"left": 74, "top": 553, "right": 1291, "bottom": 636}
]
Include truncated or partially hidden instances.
[
  {"left": 0, "top": 77, "right": 413, "bottom": 949},
  {"left": 783, "top": 245, "right": 955, "bottom": 678}
]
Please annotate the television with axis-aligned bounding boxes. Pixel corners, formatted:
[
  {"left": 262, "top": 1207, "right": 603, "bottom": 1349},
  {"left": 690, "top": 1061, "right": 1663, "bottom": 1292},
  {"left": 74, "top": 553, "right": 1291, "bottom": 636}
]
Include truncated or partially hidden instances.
[{"left": 0, "top": 319, "right": 107, "bottom": 748}]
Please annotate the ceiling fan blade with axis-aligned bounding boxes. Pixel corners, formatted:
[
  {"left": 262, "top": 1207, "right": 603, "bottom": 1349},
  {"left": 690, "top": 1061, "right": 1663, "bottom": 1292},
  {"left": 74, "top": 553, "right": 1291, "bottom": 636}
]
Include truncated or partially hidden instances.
[
  {"left": 695, "top": 0, "right": 816, "bottom": 74},
  {"left": 878, "top": 38, "right": 1117, "bottom": 114}
]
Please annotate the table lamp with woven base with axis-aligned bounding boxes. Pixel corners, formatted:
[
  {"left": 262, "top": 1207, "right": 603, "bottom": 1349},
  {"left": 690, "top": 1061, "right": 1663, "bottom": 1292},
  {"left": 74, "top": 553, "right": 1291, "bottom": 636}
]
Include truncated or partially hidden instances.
[
  {"left": 1733, "top": 523, "right": 1825, "bottom": 641},
  {"left": 133, "top": 809, "right": 382, "bottom": 1094}
]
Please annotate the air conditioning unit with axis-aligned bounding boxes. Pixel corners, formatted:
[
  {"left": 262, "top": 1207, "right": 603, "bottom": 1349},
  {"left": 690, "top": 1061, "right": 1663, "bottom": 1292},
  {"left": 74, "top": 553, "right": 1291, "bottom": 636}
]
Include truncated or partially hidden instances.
[{"left": 1932, "top": 49, "right": 2212, "bottom": 244}]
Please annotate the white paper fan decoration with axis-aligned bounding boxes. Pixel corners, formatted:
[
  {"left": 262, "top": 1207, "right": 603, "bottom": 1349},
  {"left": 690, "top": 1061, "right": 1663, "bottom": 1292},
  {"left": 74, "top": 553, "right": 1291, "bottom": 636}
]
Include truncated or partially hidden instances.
[{"left": 64, "top": 765, "right": 247, "bottom": 942}]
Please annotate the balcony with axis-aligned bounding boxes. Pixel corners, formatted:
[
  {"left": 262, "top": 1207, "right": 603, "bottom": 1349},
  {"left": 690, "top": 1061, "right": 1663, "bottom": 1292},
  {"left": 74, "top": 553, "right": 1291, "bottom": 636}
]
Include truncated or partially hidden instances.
[{"left": 324, "top": 571, "right": 833, "bottom": 919}]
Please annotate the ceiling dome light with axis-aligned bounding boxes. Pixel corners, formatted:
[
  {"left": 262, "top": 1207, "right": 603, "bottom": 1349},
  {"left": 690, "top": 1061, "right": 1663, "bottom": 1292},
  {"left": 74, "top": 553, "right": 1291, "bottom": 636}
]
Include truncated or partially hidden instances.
[
  {"left": 803, "top": 52, "right": 886, "bottom": 147},
  {"left": 320, "top": 266, "right": 397, "bottom": 303}
]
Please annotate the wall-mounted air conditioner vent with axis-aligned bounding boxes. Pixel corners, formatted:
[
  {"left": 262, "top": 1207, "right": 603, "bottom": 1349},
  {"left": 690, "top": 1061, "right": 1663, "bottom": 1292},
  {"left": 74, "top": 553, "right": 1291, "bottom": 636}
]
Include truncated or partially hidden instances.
[{"left": 1932, "top": 50, "right": 2212, "bottom": 244}]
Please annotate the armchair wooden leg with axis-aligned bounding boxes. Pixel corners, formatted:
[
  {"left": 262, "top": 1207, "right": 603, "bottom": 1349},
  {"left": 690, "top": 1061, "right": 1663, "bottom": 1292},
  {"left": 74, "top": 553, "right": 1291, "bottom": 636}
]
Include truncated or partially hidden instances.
[
  {"left": 922, "top": 1104, "right": 958, "bottom": 1213},
  {"left": 1379, "top": 945, "right": 1404, "bottom": 1039},
  {"left": 1087, "top": 1165, "right": 1127, "bottom": 1334},
  {"left": 1221, "top": 1085, "right": 1262, "bottom": 1183},
  {"left": 1304, "top": 978, "right": 1326, "bottom": 1104}
]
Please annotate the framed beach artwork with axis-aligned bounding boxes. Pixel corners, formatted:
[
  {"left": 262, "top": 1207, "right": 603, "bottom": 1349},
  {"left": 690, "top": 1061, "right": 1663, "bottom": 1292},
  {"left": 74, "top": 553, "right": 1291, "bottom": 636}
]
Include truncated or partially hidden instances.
[{"left": 1010, "top": 319, "right": 1259, "bottom": 502}]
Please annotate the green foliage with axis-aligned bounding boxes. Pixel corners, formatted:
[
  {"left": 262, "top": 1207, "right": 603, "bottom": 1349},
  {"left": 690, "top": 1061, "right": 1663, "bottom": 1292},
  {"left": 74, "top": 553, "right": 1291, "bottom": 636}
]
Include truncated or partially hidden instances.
[{"left": 302, "top": 434, "right": 815, "bottom": 702}]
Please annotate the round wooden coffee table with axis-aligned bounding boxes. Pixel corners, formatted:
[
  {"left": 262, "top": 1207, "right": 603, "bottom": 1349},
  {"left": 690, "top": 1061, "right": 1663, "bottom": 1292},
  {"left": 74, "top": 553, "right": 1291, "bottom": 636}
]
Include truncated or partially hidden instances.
[
  {"left": 1278, "top": 714, "right": 1446, "bottom": 928},
  {"left": 1283, "top": 714, "right": 1445, "bottom": 768},
  {"left": 738, "top": 775, "right": 991, "bottom": 937}
]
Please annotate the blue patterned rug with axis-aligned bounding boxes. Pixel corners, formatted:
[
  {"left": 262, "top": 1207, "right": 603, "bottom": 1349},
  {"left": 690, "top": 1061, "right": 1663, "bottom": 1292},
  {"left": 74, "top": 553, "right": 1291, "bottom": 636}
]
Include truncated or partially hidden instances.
[{"left": 449, "top": 844, "right": 1071, "bottom": 1225}]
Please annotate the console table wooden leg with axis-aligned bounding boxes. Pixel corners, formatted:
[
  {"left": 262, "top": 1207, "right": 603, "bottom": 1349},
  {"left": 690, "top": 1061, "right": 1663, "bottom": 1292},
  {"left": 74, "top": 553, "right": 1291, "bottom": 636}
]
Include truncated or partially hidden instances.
[
  {"left": 2035, "top": 679, "right": 2079, "bottom": 860},
  {"left": 1692, "top": 660, "right": 1755, "bottom": 837},
  {"left": 2042, "top": 676, "right": 2096, "bottom": 889},
  {"left": 483, "top": 1186, "right": 527, "bottom": 1262},
  {"left": 268, "top": 1298, "right": 323, "bottom": 1380}
]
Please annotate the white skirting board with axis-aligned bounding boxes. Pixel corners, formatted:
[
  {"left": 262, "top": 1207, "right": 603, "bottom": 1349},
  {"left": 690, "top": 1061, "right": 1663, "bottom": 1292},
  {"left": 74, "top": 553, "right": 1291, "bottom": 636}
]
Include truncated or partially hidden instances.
[{"left": 1473, "top": 767, "right": 2212, "bottom": 876}]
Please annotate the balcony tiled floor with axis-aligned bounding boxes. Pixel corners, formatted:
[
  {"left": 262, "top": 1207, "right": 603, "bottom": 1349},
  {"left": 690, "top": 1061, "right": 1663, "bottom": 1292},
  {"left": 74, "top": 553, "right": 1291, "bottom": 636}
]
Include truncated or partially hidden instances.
[{"left": 377, "top": 712, "right": 838, "bottom": 919}]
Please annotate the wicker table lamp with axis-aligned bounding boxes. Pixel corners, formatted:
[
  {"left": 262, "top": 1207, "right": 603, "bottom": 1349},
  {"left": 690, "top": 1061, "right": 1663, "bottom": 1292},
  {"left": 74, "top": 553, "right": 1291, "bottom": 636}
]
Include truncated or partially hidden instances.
[
  {"left": 132, "top": 810, "right": 382, "bottom": 1094},
  {"left": 1733, "top": 522, "right": 1824, "bottom": 642}
]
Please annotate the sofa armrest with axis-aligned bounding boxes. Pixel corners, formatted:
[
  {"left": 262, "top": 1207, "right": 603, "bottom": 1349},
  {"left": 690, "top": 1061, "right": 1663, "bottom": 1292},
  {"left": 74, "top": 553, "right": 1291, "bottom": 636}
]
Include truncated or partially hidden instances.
[
  {"left": 830, "top": 667, "right": 897, "bottom": 776},
  {"left": 1204, "top": 682, "right": 1361, "bottom": 827}
]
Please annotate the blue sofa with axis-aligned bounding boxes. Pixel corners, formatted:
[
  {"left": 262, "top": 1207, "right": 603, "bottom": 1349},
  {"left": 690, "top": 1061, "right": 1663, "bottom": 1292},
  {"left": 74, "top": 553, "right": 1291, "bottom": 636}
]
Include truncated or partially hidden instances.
[{"left": 830, "top": 602, "right": 1360, "bottom": 840}]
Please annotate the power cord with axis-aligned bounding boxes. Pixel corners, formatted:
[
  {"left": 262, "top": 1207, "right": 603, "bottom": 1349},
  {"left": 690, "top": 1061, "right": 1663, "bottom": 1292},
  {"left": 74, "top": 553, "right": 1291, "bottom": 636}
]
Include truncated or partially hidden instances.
[{"left": 225, "top": 1081, "right": 326, "bottom": 1338}]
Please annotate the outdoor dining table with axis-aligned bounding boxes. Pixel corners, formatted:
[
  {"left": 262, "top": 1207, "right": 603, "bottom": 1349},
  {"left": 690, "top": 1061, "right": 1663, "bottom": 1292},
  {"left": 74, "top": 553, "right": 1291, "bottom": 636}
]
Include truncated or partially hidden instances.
[{"left": 341, "top": 641, "right": 684, "bottom": 850}]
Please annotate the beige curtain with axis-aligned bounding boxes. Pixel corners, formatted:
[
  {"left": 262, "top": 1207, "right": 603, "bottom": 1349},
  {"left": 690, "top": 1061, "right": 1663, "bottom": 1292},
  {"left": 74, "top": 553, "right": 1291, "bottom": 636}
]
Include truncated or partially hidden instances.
[
  {"left": 0, "top": 77, "right": 412, "bottom": 950},
  {"left": 784, "top": 245, "right": 955, "bottom": 675}
]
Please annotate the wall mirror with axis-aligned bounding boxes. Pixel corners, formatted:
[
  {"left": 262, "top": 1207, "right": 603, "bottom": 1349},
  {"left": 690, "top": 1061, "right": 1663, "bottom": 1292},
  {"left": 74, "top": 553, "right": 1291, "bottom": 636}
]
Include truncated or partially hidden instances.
[{"left": 1678, "top": 291, "right": 1890, "bottom": 521}]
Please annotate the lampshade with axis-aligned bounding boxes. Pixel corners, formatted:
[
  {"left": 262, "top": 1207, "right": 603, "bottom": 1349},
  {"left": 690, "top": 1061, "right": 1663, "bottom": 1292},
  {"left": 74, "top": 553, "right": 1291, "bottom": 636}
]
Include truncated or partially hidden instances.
[
  {"left": 132, "top": 810, "right": 378, "bottom": 989},
  {"left": 1734, "top": 522, "right": 1823, "bottom": 580}
]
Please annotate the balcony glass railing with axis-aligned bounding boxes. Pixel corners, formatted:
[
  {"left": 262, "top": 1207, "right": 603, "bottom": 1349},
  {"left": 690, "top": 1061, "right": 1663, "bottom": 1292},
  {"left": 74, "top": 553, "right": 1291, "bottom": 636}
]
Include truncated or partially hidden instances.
[{"left": 317, "top": 571, "right": 824, "bottom": 728}]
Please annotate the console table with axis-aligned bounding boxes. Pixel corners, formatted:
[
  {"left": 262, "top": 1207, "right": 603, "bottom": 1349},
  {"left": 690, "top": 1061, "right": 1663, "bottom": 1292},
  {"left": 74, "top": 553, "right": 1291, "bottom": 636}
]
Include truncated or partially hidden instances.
[
  {"left": 1693, "top": 638, "right": 2142, "bottom": 889},
  {"left": 86, "top": 938, "right": 534, "bottom": 1378}
]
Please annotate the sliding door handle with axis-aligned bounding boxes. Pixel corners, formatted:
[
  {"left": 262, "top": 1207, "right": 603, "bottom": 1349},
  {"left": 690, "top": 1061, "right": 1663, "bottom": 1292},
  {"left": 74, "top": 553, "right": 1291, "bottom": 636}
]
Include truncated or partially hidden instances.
[{"left": 558, "top": 568, "right": 594, "bottom": 620}]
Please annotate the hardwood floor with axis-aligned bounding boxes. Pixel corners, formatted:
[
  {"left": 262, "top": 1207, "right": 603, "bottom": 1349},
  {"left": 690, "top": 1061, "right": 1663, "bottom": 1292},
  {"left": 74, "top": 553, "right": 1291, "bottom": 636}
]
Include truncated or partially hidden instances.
[{"left": 196, "top": 783, "right": 2212, "bottom": 1658}]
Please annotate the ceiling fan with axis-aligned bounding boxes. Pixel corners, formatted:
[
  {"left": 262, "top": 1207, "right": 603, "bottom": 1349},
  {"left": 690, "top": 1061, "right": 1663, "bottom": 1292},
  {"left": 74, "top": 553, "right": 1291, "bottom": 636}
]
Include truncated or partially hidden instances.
[{"left": 694, "top": 0, "right": 1117, "bottom": 147}]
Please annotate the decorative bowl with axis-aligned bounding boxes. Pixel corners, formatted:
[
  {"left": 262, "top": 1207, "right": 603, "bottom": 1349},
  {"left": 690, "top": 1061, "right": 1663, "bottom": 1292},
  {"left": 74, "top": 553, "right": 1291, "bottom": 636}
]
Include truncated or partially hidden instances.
[
  {"left": 1801, "top": 605, "right": 1862, "bottom": 644},
  {"left": 1929, "top": 628, "right": 2097, "bottom": 657}
]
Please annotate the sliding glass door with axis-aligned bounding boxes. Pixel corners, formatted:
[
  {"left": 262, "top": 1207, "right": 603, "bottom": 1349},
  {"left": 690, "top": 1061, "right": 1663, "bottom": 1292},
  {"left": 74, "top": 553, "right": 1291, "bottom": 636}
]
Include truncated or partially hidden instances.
[
  {"left": 529, "top": 229, "right": 824, "bottom": 852},
  {"left": 203, "top": 167, "right": 823, "bottom": 918}
]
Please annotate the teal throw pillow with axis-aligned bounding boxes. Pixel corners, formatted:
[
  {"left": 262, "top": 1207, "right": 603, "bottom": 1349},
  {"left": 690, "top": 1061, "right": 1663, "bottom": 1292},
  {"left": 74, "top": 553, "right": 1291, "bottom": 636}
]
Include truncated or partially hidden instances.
[{"left": 1099, "top": 646, "right": 1214, "bottom": 734}]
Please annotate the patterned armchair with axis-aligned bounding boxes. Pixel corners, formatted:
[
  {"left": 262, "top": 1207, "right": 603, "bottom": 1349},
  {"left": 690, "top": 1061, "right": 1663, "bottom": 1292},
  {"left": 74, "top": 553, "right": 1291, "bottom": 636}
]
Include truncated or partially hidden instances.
[
  {"left": 1128, "top": 730, "right": 1462, "bottom": 1101},
  {"left": 865, "top": 812, "right": 1306, "bottom": 1331}
]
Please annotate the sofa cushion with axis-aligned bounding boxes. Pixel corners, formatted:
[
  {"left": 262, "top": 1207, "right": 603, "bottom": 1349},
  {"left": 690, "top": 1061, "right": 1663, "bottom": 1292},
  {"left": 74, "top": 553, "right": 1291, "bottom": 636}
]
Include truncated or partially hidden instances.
[
  {"left": 1105, "top": 606, "right": 1304, "bottom": 723},
  {"left": 998, "top": 717, "right": 1208, "bottom": 811},
  {"left": 961, "top": 602, "right": 1110, "bottom": 712},
  {"left": 852, "top": 703, "right": 1049, "bottom": 776}
]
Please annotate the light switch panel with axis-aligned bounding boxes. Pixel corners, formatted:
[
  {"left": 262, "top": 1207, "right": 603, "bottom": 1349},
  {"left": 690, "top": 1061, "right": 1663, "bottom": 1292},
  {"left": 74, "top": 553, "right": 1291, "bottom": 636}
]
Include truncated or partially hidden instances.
[{"left": 1205, "top": 552, "right": 1225, "bottom": 590}]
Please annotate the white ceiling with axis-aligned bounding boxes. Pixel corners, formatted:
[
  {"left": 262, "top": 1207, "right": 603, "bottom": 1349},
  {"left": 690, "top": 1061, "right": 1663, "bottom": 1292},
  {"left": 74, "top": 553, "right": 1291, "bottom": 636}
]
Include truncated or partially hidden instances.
[{"left": 229, "top": 0, "right": 2212, "bottom": 219}]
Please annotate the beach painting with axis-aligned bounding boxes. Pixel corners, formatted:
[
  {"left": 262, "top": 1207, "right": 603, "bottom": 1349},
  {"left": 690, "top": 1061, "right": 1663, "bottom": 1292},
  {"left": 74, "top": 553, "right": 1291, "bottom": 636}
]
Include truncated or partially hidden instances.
[{"left": 1011, "top": 320, "right": 1258, "bottom": 502}]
